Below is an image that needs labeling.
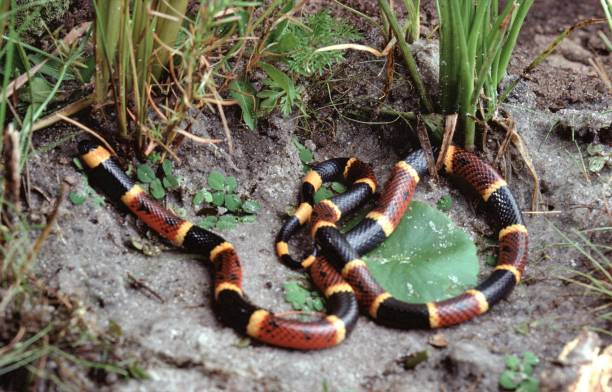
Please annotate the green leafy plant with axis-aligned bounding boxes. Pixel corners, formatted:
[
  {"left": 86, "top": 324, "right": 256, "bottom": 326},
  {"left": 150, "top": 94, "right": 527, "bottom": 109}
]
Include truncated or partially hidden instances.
[
  {"left": 271, "top": 10, "right": 362, "bottom": 76},
  {"left": 364, "top": 201, "right": 479, "bottom": 302},
  {"left": 135, "top": 155, "right": 180, "bottom": 200},
  {"left": 586, "top": 143, "right": 611, "bottom": 173},
  {"left": 283, "top": 281, "right": 325, "bottom": 312},
  {"left": 499, "top": 351, "right": 540, "bottom": 391},
  {"left": 194, "top": 170, "right": 261, "bottom": 231},
  {"left": 232, "top": 10, "right": 362, "bottom": 129},
  {"left": 436, "top": 194, "right": 453, "bottom": 212},
  {"left": 436, "top": 0, "right": 534, "bottom": 150}
]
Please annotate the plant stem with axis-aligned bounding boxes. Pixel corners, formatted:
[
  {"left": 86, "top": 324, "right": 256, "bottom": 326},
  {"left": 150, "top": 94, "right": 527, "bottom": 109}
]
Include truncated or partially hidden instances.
[{"left": 377, "top": 0, "right": 434, "bottom": 113}]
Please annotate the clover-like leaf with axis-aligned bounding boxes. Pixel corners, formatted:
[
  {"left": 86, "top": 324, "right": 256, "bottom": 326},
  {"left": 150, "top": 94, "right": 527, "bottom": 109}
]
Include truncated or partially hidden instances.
[
  {"left": 198, "top": 216, "right": 218, "bottom": 230},
  {"left": 313, "top": 187, "right": 334, "bottom": 204},
  {"left": 150, "top": 179, "right": 166, "bottom": 200},
  {"left": 137, "top": 164, "right": 156, "bottom": 183},
  {"left": 162, "top": 175, "right": 179, "bottom": 190},
  {"left": 208, "top": 171, "right": 226, "bottom": 191},
  {"left": 216, "top": 215, "right": 237, "bottom": 231},
  {"left": 363, "top": 201, "right": 478, "bottom": 302},
  {"left": 225, "top": 176, "right": 237, "bottom": 193},
  {"left": 499, "top": 370, "right": 523, "bottom": 390},
  {"left": 212, "top": 191, "right": 225, "bottom": 207},
  {"left": 69, "top": 191, "right": 87, "bottom": 205},
  {"left": 161, "top": 159, "right": 173, "bottom": 176},
  {"left": 224, "top": 194, "right": 242, "bottom": 212},
  {"left": 241, "top": 200, "right": 261, "bottom": 214}
]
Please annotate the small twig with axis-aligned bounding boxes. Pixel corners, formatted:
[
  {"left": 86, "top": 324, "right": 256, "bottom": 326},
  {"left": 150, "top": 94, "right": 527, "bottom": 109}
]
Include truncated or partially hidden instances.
[
  {"left": 32, "top": 94, "right": 95, "bottom": 132},
  {"left": 435, "top": 114, "right": 457, "bottom": 172},
  {"left": 0, "top": 326, "right": 26, "bottom": 356},
  {"left": 22, "top": 181, "right": 69, "bottom": 275},
  {"left": 56, "top": 114, "right": 118, "bottom": 156},
  {"left": 127, "top": 273, "right": 165, "bottom": 303},
  {"left": 2, "top": 123, "right": 20, "bottom": 224},
  {"left": 588, "top": 57, "right": 611, "bottom": 93},
  {"left": 415, "top": 116, "right": 437, "bottom": 181},
  {"left": 173, "top": 128, "right": 223, "bottom": 145}
]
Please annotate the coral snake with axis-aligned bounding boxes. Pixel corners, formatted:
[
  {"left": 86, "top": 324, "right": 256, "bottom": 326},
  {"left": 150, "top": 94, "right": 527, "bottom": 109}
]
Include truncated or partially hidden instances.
[{"left": 79, "top": 140, "right": 527, "bottom": 350}]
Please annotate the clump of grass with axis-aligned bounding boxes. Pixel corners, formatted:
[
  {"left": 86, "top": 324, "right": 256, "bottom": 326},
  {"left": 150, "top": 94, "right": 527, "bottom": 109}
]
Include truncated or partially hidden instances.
[
  {"left": 436, "top": 0, "right": 533, "bottom": 150},
  {"left": 553, "top": 226, "right": 611, "bottom": 334},
  {"left": 1, "top": 4, "right": 144, "bottom": 388}
]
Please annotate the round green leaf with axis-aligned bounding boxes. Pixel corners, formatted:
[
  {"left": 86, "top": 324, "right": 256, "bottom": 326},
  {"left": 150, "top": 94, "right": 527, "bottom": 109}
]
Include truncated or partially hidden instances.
[
  {"left": 216, "top": 215, "right": 237, "bottom": 231},
  {"left": 161, "top": 159, "right": 173, "bottom": 176},
  {"left": 363, "top": 201, "right": 478, "bottom": 302},
  {"left": 224, "top": 194, "right": 242, "bottom": 212},
  {"left": 225, "top": 176, "right": 237, "bottom": 193},
  {"left": 505, "top": 355, "right": 521, "bottom": 371},
  {"left": 241, "top": 215, "right": 257, "bottom": 223},
  {"left": 150, "top": 179, "right": 166, "bottom": 200},
  {"left": 588, "top": 156, "right": 606, "bottom": 172},
  {"left": 313, "top": 187, "right": 334, "bottom": 204},
  {"left": 241, "top": 200, "right": 261, "bottom": 214},
  {"left": 162, "top": 175, "right": 179, "bottom": 190},
  {"left": 212, "top": 191, "right": 225, "bottom": 206},
  {"left": 137, "top": 164, "right": 156, "bottom": 183},
  {"left": 517, "top": 377, "right": 539, "bottom": 392},
  {"left": 198, "top": 216, "right": 218, "bottom": 229},
  {"left": 331, "top": 182, "right": 347, "bottom": 193},
  {"left": 208, "top": 171, "right": 226, "bottom": 191},
  {"left": 499, "top": 370, "right": 523, "bottom": 390},
  {"left": 522, "top": 351, "right": 539, "bottom": 367},
  {"left": 69, "top": 191, "right": 87, "bottom": 205},
  {"left": 193, "top": 191, "right": 206, "bottom": 206}
]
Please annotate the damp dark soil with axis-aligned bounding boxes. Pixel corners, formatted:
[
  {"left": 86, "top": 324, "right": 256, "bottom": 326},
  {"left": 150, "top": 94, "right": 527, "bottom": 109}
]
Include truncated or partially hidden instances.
[{"left": 13, "top": 0, "right": 612, "bottom": 391}]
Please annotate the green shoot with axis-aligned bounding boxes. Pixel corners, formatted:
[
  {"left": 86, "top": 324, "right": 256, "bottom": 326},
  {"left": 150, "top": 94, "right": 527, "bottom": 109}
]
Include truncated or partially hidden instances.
[
  {"left": 436, "top": 0, "right": 533, "bottom": 150},
  {"left": 499, "top": 352, "right": 540, "bottom": 391}
]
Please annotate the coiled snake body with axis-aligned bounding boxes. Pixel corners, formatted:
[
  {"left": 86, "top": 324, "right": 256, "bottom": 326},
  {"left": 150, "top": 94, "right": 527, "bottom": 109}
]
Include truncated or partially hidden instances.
[{"left": 79, "top": 141, "right": 527, "bottom": 350}]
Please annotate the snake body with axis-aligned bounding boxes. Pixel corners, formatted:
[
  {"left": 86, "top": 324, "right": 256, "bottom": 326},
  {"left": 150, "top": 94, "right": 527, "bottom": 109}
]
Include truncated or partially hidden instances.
[
  {"left": 80, "top": 140, "right": 527, "bottom": 349},
  {"left": 277, "top": 145, "right": 528, "bottom": 329}
]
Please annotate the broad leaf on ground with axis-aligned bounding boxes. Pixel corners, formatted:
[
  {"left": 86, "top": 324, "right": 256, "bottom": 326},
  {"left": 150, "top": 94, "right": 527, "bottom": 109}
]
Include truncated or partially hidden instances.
[{"left": 364, "top": 201, "right": 479, "bottom": 303}]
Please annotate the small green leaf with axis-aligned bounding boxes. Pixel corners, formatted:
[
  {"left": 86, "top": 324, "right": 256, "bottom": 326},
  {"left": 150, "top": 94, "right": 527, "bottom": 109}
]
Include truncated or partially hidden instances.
[
  {"left": 331, "top": 182, "right": 346, "bottom": 193},
  {"left": 522, "top": 351, "right": 539, "bottom": 367},
  {"left": 229, "top": 80, "right": 257, "bottom": 130},
  {"left": 150, "top": 179, "right": 166, "bottom": 200},
  {"left": 147, "top": 152, "right": 161, "bottom": 164},
  {"left": 283, "top": 282, "right": 308, "bottom": 310},
  {"left": 73, "top": 157, "right": 84, "bottom": 171},
  {"left": 363, "top": 201, "right": 478, "bottom": 302},
  {"left": 127, "top": 360, "right": 150, "bottom": 380},
  {"left": 259, "top": 62, "right": 297, "bottom": 101},
  {"left": 137, "top": 165, "right": 156, "bottom": 183},
  {"left": 69, "top": 191, "right": 87, "bottom": 205},
  {"left": 212, "top": 191, "right": 225, "bottom": 206},
  {"left": 241, "top": 215, "right": 257, "bottom": 223},
  {"left": 402, "top": 350, "right": 429, "bottom": 370},
  {"left": 505, "top": 355, "right": 521, "bottom": 371},
  {"left": 163, "top": 175, "right": 179, "bottom": 190},
  {"left": 193, "top": 191, "right": 206, "bottom": 206},
  {"left": 313, "top": 187, "right": 334, "bottom": 203},
  {"left": 241, "top": 200, "right": 261, "bottom": 214},
  {"left": 436, "top": 195, "right": 453, "bottom": 212},
  {"left": 587, "top": 143, "right": 604, "bottom": 156},
  {"left": 224, "top": 194, "right": 242, "bottom": 212},
  {"left": 216, "top": 215, "right": 237, "bottom": 231},
  {"left": 198, "top": 216, "right": 218, "bottom": 229},
  {"left": 517, "top": 377, "right": 539, "bottom": 392},
  {"left": 485, "top": 254, "right": 497, "bottom": 267},
  {"left": 161, "top": 159, "right": 173, "bottom": 176},
  {"left": 225, "top": 176, "right": 237, "bottom": 193},
  {"left": 499, "top": 370, "right": 523, "bottom": 390},
  {"left": 293, "top": 138, "right": 314, "bottom": 164},
  {"left": 208, "top": 171, "right": 226, "bottom": 191},
  {"left": 588, "top": 156, "right": 606, "bottom": 172}
]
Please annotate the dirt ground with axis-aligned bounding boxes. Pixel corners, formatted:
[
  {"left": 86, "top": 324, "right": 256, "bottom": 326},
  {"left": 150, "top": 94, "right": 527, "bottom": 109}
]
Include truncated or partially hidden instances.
[{"left": 21, "top": 0, "right": 611, "bottom": 391}]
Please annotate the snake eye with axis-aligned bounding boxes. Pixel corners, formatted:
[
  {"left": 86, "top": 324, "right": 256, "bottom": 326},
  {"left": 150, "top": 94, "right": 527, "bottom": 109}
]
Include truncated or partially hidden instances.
[{"left": 78, "top": 140, "right": 101, "bottom": 155}]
